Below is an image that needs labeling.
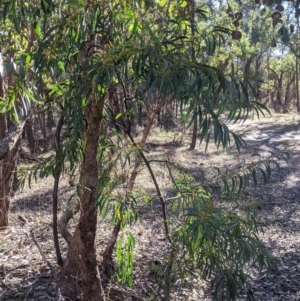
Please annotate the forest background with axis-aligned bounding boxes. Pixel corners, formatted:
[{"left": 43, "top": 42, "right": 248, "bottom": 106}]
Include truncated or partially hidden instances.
[{"left": 0, "top": 0, "right": 299, "bottom": 301}]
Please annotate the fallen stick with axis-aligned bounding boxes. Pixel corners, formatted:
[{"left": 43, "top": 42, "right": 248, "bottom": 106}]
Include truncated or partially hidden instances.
[
  {"left": 30, "top": 229, "right": 55, "bottom": 274},
  {"left": 24, "top": 287, "right": 32, "bottom": 301},
  {"left": 30, "top": 229, "right": 65, "bottom": 300}
]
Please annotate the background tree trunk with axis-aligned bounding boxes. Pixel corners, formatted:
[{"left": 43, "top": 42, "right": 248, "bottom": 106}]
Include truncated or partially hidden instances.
[
  {"left": 0, "top": 74, "right": 6, "bottom": 140},
  {"left": 0, "top": 114, "right": 5, "bottom": 140},
  {"left": 26, "top": 116, "right": 36, "bottom": 153},
  {"left": 37, "top": 112, "right": 47, "bottom": 152},
  {"left": 190, "top": 117, "right": 198, "bottom": 150},
  {"left": 0, "top": 120, "right": 27, "bottom": 228}
]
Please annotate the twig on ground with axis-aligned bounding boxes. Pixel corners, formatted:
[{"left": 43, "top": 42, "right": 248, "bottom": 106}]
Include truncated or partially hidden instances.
[
  {"left": 45, "top": 292, "right": 58, "bottom": 300},
  {"left": 97, "top": 266, "right": 107, "bottom": 301},
  {"left": 24, "top": 287, "right": 32, "bottom": 301},
  {"left": 30, "top": 229, "right": 55, "bottom": 274},
  {"left": 57, "top": 288, "right": 64, "bottom": 301},
  {"left": 0, "top": 264, "right": 7, "bottom": 288},
  {"left": 21, "top": 278, "right": 39, "bottom": 289},
  {"left": 29, "top": 230, "right": 65, "bottom": 300},
  {"left": 1, "top": 232, "right": 12, "bottom": 242}
]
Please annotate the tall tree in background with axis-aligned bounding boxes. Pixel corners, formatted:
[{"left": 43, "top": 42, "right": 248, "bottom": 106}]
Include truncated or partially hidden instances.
[
  {"left": 205, "top": 0, "right": 300, "bottom": 112},
  {"left": 0, "top": 17, "right": 36, "bottom": 227}
]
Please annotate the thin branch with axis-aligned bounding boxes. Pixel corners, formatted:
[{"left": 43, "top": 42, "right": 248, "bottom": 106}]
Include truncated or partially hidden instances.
[
  {"left": 30, "top": 229, "right": 55, "bottom": 274},
  {"left": 127, "top": 131, "right": 171, "bottom": 244},
  {"left": 110, "top": 111, "right": 171, "bottom": 243},
  {"left": 165, "top": 161, "right": 179, "bottom": 189},
  {"left": 24, "top": 287, "right": 32, "bottom": 301}
]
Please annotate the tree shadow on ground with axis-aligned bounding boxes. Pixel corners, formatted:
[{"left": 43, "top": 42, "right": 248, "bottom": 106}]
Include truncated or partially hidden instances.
[
  {"left": 1, "top": 266, "right": 58, "bottom": 301},
  {"left": 4, "top": 118, "right": 300, "bottom": 301},
  {"left": 250, "top": 250, "right": 300, "bottom": 301},
  {"left": 10, "top": 185, "right": 74, "bottom": 213}
]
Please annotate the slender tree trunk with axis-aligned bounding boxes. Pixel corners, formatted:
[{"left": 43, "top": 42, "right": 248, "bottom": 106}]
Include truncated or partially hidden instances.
[
  {"left": 296, "top": 18, "right": 300, "bottom": 112},
  {"left": 276, "top": 71, "right": 284, "bottom": 110},
  {"left": 26, "top": 116, "right": 36, "bottom": 153},
  {"left": 243, "top": 55, "right": 254, "bottom": 92},
  {"left": 0, "top": 74, "right": 6, "bottom": 139},
  {"left": 296, "top": 54, "right": 300, "bottom": 112},
  {"left": 255, "top": 53, "right": 263, "bottom": 99},
  {"left": 60, "top": 98, "right": 105, "bottom": 301},
  {"left": 47, "top": 109, "right": 55, "bottom": 129},
  {"left": 0, "top": 71, "right": 7, "bottom": 227},
  {"left": 40, "top": 113, "right": 47, "bottom": 152},
  {"left": 0, "top": 114, "right": 5, "bottom": 140},
  {"left": 283, "top": 72, "right": 296, "bottom": 111},
  {"left": 269, "top": 68, "right": 283, "bottom": 111},
  {"left": 190, "top": 117, "right": 197, "bottom": 150},
  {"left": 52, "top": 115, "right": 64, "bottom": 267}
]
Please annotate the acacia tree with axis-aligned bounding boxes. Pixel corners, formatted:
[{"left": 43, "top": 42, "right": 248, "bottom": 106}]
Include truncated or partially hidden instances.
[{"left": 0, "top": 0, "right": 289, "bottom": 300}]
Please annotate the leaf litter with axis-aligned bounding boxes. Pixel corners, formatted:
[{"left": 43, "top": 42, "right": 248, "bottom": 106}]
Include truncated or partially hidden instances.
[{"left": 1, "top": 113, "right": 300, "bottom": 300}]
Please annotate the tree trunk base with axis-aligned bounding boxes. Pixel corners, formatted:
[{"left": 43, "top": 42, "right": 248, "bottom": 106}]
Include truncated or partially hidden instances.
[{"left": 0, "top": 196, "right": 9, "bottom": 229}]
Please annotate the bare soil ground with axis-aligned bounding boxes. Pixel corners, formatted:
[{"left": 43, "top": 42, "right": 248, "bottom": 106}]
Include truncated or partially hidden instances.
[{"left": 1, "top": 113, "right": 300, "bottom": 301}]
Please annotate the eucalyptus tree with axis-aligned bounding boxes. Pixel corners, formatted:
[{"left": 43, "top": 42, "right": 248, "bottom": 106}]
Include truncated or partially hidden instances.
[
  {"left": 0, "top": 0, "right": 289, "bottom": 300},
  {"left": 204, "top": 0, "right": 300, "bottom": 111}
]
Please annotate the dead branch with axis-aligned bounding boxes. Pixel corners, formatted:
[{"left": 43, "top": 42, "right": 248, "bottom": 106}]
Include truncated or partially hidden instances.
[{"left": 30, "top": 229, "right": 55, "bottom": 275}]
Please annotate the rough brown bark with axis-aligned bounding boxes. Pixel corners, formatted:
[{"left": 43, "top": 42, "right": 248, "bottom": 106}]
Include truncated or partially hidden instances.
[
  {"left": 0, "top": 113, "right": 5, "bottom": 140},
  {"left": 0, "top": 120, "right": 27, "bottom": 228},
  {"left": 58, "top": 200, "right": 80, "bottom": 245},
  {"left": 60, "top": 98, "right": 105, "bottom": 301},
  {"left": 26, "top": 116, "right": 36, "bottom": 153}
]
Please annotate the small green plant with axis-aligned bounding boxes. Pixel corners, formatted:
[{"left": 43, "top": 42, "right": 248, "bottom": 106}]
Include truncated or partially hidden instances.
[
  {"left": 116, "top": 232, "right": 135, "bottom": 286},
  {"left": 156, "top": 186, "right": 275, "bottom": 301}
]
